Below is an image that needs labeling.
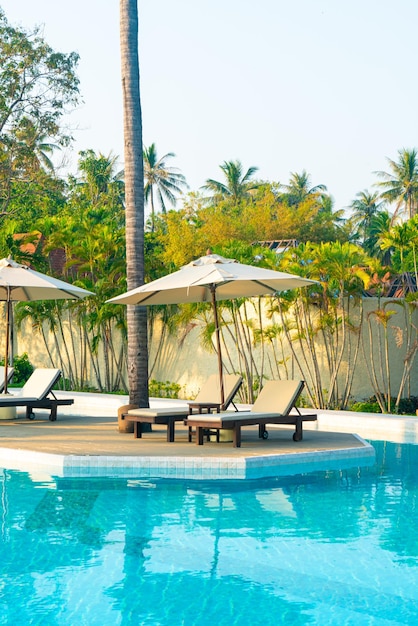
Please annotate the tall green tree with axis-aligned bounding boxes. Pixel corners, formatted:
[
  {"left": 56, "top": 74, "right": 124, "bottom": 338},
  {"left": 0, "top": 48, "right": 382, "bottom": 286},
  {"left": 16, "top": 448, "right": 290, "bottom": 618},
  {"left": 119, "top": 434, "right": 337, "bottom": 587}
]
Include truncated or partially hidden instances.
[
  {"left": 374, "top": 148, "right": 418, "bottom": 220},
  {"left": 120, "top": 0, "right": 148, "bottom": 407},
  {"left": 350, "top": 190, "right": 383, "bottom": 243},
  {"left": 202, "top": 160, "right": 259, "bottom": 205},
  {"left": 276, "top": 241, "right": 376, "bottom": 409},
  {"left": 74, "top": 149, "right": 125, "bottom": 221},
  {"left": 362, "top": 209, "right": 393, "bottom": 264},
  {"left": 281, "top": 170, "right": 327, "bottom": 206},
  {"left": 14, "top": 118, "right": 60, "bottom": 172},
  {"left": 0, "top": 9, "right": 79, "bottom": 218},
  {"left": 378, "top": 219, "right": 418, "bottom": 291},
  {"left": 143, "top": 143, "right": 187, "bottom": 231}
]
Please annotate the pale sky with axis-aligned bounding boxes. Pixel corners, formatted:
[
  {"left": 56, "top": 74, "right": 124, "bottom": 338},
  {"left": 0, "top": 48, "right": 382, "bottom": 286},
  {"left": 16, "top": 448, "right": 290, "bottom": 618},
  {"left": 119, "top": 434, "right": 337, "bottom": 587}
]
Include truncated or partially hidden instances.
[{"left": 2, "top": 0, "right": 418, "bottom": 217}]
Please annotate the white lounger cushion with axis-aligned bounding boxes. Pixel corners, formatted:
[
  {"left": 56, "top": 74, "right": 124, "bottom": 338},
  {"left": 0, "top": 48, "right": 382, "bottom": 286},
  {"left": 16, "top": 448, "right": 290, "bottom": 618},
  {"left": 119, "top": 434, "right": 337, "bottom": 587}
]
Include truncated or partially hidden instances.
[
  {"left": 187, "top": 412, "right": 280, "bottom": 425},
  {"left": 0, "top": 368, "right": 61, "bottom": 402},
  {"left": 14, "top": 368, "right": 61, "bottom": 400},
  {"left": 189, "top": 380, "right": 304, "bottom": 424},
  {"left": 128, "top": 407, "right": 189, "bottom": 418},
  {"left": 0, "top": 395, "right": 38, "bottom": 403}
]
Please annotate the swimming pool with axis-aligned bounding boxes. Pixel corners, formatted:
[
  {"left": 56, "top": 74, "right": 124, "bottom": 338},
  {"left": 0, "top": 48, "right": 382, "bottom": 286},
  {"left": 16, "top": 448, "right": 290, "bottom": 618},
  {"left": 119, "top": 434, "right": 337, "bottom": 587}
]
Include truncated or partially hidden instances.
[{"left": 1, "top": 440, "right": 417, "bottom": 625}]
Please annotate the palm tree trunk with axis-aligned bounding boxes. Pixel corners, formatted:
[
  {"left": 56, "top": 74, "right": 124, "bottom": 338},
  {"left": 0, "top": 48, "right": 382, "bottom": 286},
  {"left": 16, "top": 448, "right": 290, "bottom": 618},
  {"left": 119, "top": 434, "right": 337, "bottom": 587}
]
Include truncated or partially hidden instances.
[
  {"left": 40, "top": 325, "right": 57, "bottom": 368},
  {"left": 84, "top": 327, "right": 103, "bottom": 391},
  {"left": 364, "top": 312, "right": 387, "bottom": 412},
  {"left": 276, "top": 300, "right": 316, "bottom": 408},
  {"left": 340, "top": 300, "right": 363, "bottom": 409},
  {"left": 120, "top": 0, "right": 149, "bottom": 407}
]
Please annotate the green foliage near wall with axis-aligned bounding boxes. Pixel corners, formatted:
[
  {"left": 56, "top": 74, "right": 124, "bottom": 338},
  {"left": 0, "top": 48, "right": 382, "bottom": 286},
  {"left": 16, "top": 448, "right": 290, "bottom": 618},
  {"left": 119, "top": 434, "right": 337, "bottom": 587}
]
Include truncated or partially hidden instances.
[
  {"left": 12, "top": 353, "right": 34, "bottom": 384},
  {"left": 350, "top": 401, "right": 381, "bottom": 413},
  {"left": 148, "top": 379, "right": 182, "bottom": 399},
  {"left": 0, "top": 352, "right": 34, "bottom": 386},
  {"left": 350, "top": 396, "right": 418, "bottom": 415}
]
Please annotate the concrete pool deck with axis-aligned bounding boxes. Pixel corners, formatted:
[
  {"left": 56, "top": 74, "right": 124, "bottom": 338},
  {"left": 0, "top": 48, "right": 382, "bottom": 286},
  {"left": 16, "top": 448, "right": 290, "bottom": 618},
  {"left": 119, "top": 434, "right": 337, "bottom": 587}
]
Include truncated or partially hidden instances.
[{"left": 0, "top": 390, "right": 387, "bottom": 479}]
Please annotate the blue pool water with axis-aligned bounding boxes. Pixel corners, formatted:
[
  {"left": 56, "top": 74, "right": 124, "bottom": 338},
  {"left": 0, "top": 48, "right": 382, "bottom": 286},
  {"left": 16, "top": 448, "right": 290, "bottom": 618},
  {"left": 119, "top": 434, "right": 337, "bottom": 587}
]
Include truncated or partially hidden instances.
[{"left": 1, "top": 440, "right": 418, "bottom": 625}]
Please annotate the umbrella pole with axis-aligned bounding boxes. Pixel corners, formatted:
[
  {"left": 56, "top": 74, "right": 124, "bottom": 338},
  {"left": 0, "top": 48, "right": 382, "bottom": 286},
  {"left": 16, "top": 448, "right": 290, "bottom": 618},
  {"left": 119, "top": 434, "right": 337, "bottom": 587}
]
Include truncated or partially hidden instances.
[
  {"left": 211, "top": 285, "right": 225, "bottom": 406},
  {"left": 3, "top": 291, "right": 10, "bottom": 395}
]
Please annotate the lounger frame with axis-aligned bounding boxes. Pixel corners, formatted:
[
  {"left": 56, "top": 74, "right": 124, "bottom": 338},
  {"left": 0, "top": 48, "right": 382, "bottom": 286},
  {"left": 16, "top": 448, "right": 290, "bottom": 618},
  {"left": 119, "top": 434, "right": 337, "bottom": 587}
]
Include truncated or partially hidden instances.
[
  {"left": 126, "top": 408, "right": 190, "bottom": 442},
  {"left": 0, "top": 369, "right": 73, "bottom": 421},
  {"left": 185, "top": 380, "right": 317, "bottom": 447},
  {"left": 188, "top": 409, "right": 317, "bottom": 447}
]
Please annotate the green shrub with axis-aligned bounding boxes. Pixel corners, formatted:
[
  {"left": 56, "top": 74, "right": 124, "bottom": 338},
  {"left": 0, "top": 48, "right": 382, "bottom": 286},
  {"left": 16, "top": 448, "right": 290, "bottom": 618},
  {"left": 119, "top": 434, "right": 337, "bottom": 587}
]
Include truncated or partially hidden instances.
[
  {"left": 397, "top": 397, "right": 418, "bottom": 415},
  {"left": 351, "top": 396, "right": 418, "bottom": 415},
  {"left": 13, "top": 353, "right": 34, "bottom": 384},
  {"left": 350, "top": 401, "right": 381, "bottom": 413},
  {"left": 0, "top": 352, "right": 34, "bottom": 386},
  {"left": 149, "top": 379, "right": 182, "bottom": 399}
]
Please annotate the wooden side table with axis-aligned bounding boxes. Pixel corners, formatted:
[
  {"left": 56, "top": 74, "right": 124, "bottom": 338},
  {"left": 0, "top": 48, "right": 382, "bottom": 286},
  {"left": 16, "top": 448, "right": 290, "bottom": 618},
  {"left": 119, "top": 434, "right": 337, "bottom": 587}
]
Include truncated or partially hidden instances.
[{"left": 187, "top": 402, "right": 221, "bottom": 442}]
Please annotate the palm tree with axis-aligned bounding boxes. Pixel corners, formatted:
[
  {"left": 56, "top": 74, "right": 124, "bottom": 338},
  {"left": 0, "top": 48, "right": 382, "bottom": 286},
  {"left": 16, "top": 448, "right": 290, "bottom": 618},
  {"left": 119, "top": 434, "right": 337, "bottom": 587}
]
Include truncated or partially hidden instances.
[
  {"left": 143, "top": 143, "right": 188, "bottom": 231},
  {"left": 379, "top": 221, "right": 416, "bottom": 274},
  {"left": 363, "top": 210, "right": 393, "bottom": 264},
  {"left": 201, "top": 160, "right": 259, "bottom": 204},
  {"left": 350, "top": 190, "right": 384, "bottom": 242},
  {"left": 374, "top": 148, "right": 418, "bottom": 220},
  {"left": 14, "top": 117, "right": 60, "bottom": 172},
  {"left": 282, "top": 170, "right": 327, "bottom": 205},
  {"left": 119, "top": 0, "right": 149, "bottom": 408},
  {"left": 77, "top": 149, "right": 124, "bottom": 206}
]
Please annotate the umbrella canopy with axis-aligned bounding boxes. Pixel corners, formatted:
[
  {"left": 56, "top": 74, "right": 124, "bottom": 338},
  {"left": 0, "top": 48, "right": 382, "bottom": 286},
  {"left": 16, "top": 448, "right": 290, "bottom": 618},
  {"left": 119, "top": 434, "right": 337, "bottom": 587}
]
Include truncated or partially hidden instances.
[
  {"left": 108, "top": 254, "right": 315, "bottom": 306},
  {"left": 0, "top": 258, "right": 93, "bottom": 301},
  {"left": 108, "top": 254, "right": 316, "bottom": 403},
  {"left": 0, "top": 258, "right": 94, "bottom": 393}
]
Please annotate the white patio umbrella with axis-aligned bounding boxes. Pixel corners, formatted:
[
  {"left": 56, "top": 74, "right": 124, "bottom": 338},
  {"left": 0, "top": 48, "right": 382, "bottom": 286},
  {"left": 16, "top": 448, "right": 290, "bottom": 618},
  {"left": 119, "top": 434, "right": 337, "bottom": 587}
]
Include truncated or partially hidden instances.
[
  {"left": 108, "top": 253, "right": 316, "bottom": 404},
  {"left": 0, "top": 258, "right": 94, "bottom": 393}
]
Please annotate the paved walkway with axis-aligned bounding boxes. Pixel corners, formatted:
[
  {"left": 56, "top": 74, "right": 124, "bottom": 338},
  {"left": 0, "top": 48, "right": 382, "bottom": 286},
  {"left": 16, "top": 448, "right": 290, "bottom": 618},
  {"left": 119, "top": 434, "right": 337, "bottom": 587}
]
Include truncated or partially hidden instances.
[
  {"left": 0, "top": 413, "right": 365, "bottom": 456},
  {"left": 0, "top": 411, "right": 375, "bottom": 479}
]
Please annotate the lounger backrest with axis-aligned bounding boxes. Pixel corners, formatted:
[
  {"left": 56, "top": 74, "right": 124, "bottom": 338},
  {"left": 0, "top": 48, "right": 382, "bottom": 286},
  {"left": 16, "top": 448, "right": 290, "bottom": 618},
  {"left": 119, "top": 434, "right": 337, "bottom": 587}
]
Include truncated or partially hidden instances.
[
  {"left": 251, "top": 380, "right": 304, "bottom": 415},
  {"left": 18, "top": 368, "right": 61, "bottom": 400},
  {"left": 195, "top": 374, "right": 243, "bottom": 409},
  {"left": 0, "top": 366, "right": 14, "bottom": 393}
]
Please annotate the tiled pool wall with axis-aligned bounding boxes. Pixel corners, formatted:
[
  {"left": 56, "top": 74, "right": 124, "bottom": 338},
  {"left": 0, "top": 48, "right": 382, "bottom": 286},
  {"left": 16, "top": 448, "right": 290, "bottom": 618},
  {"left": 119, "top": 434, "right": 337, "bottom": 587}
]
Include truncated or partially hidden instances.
[{"left": 0, "top": 435, "right": 375, "bottom": 480}]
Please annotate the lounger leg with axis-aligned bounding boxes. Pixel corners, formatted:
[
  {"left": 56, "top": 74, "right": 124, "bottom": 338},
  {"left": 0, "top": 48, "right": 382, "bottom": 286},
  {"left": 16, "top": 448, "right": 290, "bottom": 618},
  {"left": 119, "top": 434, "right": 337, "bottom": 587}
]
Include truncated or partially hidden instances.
[
  {"left": 233, "top": 426, "right": 241, "bottom": 448},
  {"left": 26, "top": 407, "right": 35, "bottom": 420},
  {"left": 134, "top": 422, "right": 142, "bottom": 439},
  {"left": 196, "top": 427, "right": 204, "bottom": 445},
  {"left": 167, "top": 420, "right": 175, "bottom": 443},
  {"left": 49, "top": 406, "right": 58, "bottom": 421},
  {"left": 293, "top": 419, "right": 303, "bottom": 441}
]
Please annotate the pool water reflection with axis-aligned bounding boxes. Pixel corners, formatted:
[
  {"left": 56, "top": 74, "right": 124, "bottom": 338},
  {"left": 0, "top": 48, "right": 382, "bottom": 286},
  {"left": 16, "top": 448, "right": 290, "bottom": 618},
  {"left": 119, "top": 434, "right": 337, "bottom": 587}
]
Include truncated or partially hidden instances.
[{"left": 1, "top": 440, "right": 418, "bottom": 625}]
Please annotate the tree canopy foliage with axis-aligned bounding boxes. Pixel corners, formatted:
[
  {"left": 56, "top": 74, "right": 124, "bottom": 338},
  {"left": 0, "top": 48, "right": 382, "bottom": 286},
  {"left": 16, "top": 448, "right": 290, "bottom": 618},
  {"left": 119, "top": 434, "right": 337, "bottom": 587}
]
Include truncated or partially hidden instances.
[{"left": 0, "top": 10, "right": 80, "bottom": 220}]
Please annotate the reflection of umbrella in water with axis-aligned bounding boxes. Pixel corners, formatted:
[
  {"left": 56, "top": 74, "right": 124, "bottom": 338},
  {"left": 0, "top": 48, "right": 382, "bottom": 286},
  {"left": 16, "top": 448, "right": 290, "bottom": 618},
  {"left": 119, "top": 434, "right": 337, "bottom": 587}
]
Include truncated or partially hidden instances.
[
  {"left": 108, "top": 253, "right": 316, "bottom": 404},
  {"left": 0, "top": 258, "right": 94, "bottom": 393}
]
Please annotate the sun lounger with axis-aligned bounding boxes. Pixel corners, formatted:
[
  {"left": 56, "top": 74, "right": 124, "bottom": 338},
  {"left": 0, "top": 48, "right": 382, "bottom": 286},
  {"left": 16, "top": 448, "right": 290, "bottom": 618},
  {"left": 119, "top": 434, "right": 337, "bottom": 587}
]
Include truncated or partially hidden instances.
[
  {"left": 185, "top": 379, "right": 317, "bottom": 447},
  {"left": 0, "top": 366, "right": 14, "bottom": 393},
  {"left": 124, "top": 374, "right": 243, "bottom": 442},
  {"left": 0, "top": 368, "right": 73, "bottom": 421}
]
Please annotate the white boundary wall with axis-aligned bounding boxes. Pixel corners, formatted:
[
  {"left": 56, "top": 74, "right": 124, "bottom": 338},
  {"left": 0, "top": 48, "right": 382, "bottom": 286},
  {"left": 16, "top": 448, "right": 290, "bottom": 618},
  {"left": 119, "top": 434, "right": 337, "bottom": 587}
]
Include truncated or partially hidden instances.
[{"left": 3, "top": 297, "right": 418, "bottom": 403}]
